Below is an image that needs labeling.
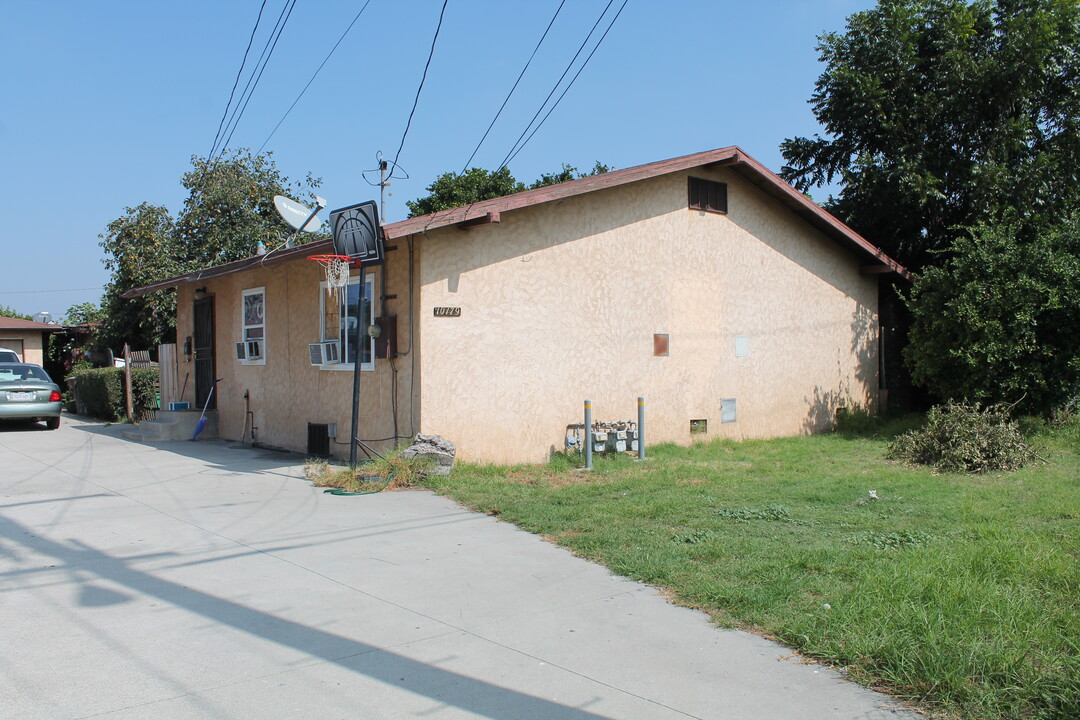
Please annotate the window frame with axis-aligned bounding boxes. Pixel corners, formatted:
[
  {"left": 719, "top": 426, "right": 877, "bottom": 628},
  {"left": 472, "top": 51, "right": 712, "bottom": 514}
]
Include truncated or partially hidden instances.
[
  {"left": 241, "top": 286, "right": 266, "bottom": 366},
  {"left": 319, "top": 270, "right": 375, "bottom": 372}
]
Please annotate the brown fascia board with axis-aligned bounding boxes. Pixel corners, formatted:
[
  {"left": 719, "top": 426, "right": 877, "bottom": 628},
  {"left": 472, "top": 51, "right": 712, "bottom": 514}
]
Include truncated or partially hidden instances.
[
  {"left": 123, "top": 146, "right": 908, "bottom": 298},
  {"left": 384, "top": 145, "right": 909, "bottom": 280},
  {"left": 725, "top": 153, "right": 911, "bottom": 281},
  {"left": 121, "top": 240, "right": 333, "bottom": 298},
  {"left": 382, "top": 146, "right": 744, "bottom": 240}
]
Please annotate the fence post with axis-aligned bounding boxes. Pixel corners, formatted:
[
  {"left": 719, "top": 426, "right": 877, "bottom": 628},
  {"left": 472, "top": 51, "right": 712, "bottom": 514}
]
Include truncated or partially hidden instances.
[
  {"left": 583, "top": 399, "right": 593, "bottom": 471},
  {"left": 637, "top": 396, "right": 645, "bottom": 461}
]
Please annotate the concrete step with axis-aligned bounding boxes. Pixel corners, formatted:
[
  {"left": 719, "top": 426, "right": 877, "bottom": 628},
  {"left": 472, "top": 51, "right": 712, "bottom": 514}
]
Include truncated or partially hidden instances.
[{"left": 121, "top": 410, "right": 218, "bottom": 442}]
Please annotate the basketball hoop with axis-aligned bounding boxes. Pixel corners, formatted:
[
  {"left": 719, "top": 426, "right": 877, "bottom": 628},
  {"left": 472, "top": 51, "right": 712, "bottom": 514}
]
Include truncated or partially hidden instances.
[{"left": 308, "top": 254, "right": 358, "bottom": 306}]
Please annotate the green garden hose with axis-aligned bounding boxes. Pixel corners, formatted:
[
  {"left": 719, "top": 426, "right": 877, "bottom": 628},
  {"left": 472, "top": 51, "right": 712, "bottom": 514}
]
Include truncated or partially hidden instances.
[{"left": 322, "top": 470, "right": 396, "bottom": 496}]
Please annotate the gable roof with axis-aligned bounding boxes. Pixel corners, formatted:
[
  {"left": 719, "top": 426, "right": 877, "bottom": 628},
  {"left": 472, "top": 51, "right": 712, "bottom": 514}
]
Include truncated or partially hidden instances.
[
  {"left": 123, "top": 146, "right": 908, "bottom": 298},
  {"left": 0, "top": 317, "right": 63, "bottom": 332}
]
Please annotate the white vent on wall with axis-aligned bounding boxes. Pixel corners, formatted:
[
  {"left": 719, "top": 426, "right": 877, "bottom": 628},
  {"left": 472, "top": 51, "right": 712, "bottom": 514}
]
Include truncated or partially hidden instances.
[{"left": 309, "top": 341, "right": 340, "bottom": 366}]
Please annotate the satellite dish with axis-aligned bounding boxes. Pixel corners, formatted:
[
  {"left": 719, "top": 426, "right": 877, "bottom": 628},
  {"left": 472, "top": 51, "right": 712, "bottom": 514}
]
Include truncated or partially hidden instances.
[{"left": 274, "top": 195, "right": 326, "bottom": 233}]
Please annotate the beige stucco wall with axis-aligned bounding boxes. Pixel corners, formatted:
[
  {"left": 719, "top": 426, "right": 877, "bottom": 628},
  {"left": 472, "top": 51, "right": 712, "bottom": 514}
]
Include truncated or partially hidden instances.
[
  {"left": 414, "top": 167, "right": 880, "bottom": 464},
  {"left": 0, "top": 331, "right": 47, "bottom": 365},
  {"left": 174, "top": 248, "right": 415, "bottom": 460}
]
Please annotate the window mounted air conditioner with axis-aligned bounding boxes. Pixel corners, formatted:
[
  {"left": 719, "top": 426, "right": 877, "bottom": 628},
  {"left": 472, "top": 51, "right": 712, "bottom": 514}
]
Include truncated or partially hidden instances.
[
  {"left": 237, "top": 340, "right": 263, "bottom": 361},
  {"left": 309, "top": 340, "right": 340, "bottom": 366}
]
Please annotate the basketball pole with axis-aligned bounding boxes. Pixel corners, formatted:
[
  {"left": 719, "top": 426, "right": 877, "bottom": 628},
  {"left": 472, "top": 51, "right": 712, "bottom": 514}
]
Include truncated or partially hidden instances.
[
  {"left": 347, "top": 259, "right": 384, "bottom": 466},
  {"left": 349, "top": 259, "right": 362, "bottom": 466}
]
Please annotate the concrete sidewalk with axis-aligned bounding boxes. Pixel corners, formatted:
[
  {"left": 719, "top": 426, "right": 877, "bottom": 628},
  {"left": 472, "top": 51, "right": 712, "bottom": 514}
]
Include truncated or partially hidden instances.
[{"left": 0, "top": 414, "right": 919, "bottom": 719}]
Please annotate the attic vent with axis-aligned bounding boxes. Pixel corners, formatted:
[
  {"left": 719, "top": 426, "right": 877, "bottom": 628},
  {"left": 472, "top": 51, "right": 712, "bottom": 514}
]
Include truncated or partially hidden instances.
[{"left": 688, "top": 177, "right": 727, "bottom": 214}]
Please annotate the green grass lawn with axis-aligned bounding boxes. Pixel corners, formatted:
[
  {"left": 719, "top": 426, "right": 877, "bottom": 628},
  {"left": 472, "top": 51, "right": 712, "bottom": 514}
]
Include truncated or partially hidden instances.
[{"left": 420, "top": 417, "right": 1080, "bottom": 720}]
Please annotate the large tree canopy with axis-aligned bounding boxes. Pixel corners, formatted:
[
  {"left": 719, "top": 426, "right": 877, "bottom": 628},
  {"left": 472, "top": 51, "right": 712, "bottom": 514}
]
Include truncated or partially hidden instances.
[
  {"left": 175, "top": 149, "right": 321, "bottom": 266},
  {"left": 98, "top": 149, "right": 323, "bottom": 350},
  {"left": 905, "top": 216, "right": 1080, "bottom": 413},
  {"left": 99, "top": 202, "right": 179, "bottom": 351},
  {"left": 781, "top": 0, "right": 1080, "bottom": 270},
  {"left": 406, "top": 162, "right": 610, "bottom": 217}
]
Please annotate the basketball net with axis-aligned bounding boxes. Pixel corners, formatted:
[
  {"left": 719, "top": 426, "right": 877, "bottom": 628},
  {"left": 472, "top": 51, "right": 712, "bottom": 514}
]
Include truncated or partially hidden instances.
[{"left": 309, "top": 255, "right": 353, "bottom": 307}]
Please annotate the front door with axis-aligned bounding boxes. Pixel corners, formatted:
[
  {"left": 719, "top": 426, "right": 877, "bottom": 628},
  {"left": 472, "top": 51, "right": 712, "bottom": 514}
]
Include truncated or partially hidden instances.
[{"left": 193, "top": 296, "right": 216, "bottom": 410}]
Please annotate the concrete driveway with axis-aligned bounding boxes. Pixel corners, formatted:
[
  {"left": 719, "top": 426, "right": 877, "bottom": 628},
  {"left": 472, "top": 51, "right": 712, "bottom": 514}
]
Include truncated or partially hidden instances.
[{"left": 1, "top": 414, "right": 918, "bottom": 719}]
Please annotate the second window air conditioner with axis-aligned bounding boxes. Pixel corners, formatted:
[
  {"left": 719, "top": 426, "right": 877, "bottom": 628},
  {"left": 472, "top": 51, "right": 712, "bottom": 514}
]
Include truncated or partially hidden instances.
[
  {"left": 236, "top": 340, "right": 263, "bottom": 361},
  {"left": 308, "top": 340, "right": 340, "bottom": 366}
]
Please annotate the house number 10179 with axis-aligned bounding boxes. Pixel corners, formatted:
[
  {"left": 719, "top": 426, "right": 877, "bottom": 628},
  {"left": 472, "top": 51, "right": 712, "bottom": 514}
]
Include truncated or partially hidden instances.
[{"left": 433, "top": 306, "right": 461, "bottom": 317}]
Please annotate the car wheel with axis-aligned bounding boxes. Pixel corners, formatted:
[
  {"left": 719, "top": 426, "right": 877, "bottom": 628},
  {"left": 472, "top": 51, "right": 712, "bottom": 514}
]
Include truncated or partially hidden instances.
[{"left": 46, "top": 416, "right": 60, "bottom": 430}]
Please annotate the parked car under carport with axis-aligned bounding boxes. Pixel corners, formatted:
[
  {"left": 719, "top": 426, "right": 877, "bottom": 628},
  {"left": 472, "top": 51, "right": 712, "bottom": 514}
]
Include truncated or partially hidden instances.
[{"left": 0, "top": 362, "right": 62, "bottom": 429}]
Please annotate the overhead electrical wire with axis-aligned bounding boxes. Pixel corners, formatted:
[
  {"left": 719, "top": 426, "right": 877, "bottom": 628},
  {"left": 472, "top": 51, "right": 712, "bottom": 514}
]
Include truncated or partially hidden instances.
[
  {"left": 258, "top": 0, "right": 376, "bottom": 154},
  {"left": 496, "top": 0, "right": 621, "bottom": 172},
  {"left": 458, "top": 0, "right": 567, "bottom": 176},
  {"left": 389, "top": 0, "right": 450, "bottom": 178},
  {"left": 0, "top": 287, "right": 103, "bottom": 295},
  {"left": 209, "top": 0, "right": 268, "bottom": 162},
  {"left": 211, "top": 0, "right": 297, "bottom": 163},
  {"left": 503, "top": 0, "right": 629, "bottom": 169}
]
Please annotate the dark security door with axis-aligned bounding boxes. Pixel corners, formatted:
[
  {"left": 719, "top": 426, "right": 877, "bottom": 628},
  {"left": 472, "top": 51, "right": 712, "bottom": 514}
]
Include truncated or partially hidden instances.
[{"left": 193, "top": 296, "right": 216, "bottom": 410}]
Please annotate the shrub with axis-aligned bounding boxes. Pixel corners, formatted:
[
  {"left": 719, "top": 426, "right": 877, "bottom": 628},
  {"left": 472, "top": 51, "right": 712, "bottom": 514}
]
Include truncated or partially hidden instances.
[
  {"left": 129, "top": 367, "right": 159, "bottom": 421},
  {"left": 69, "top": 366, "right": 159, "bottom": 421},
  {"left": 70, "top": 368, "right": 124, "bottom": 420},
  {"left": 886, "top": 401, "right": 1035, "bottom": 473}
]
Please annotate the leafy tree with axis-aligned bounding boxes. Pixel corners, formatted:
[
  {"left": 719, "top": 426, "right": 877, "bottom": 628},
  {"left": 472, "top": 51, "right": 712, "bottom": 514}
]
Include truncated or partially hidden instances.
[
  {"left": 175, "top": 149, "right": 323, "bottom": 267},
  {"left": 529, "top": 161, "right": 611, "bottom": 189},
  {"left": 406, "top": 167, "right": 525, "bottom": 217},
  {"left": 904, "top": 217, "right": 1080, "bottom": 413},
  {"left": 0, "top": 305, "right": 32, "bottom": 320},
  {"left": 780, "top": 0, "right": 1080, "bottom": 271},
  {"left": 61, "top": 302, "right": 105, "bottom": 327},
  {"left": 407, "top": 162, "right": 612, "bottom": 217},
  {"left": 98, "top": 150, "right": 324, "bottom": 350},
  {"left": 99, "top": 202, "right": 180, "bottom": 351}
]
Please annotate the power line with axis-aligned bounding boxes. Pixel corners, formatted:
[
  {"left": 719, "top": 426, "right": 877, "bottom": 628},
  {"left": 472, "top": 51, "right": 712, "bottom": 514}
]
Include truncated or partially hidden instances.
[
  {"left": 458, "top": 0, "right": 567, "bottom": 176},
  {"left": 216, "top": 0, "right": 298, "bottom": 162},
  {"left": 0, "top": 287, "right": 104, "bottom": 295},
  {"left": 209, "top": 0, "right": 268, "bottom": 162},
  {"left": 503, "top": 0, "right": 629, "bottom": 169},
  {"left": 389, "top": 0, "right": 450, "bottom": 177},
  {"left": 496, "top": 0, "right": 615, "bottom": 172},
  {"left": 258, "top": 0, "right": 376, "bottom": 154}
]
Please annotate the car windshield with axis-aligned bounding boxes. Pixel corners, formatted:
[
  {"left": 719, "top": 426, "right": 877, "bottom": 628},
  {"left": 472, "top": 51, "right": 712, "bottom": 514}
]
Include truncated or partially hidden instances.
[{"left": 0, "top": 366, "right": 51, "bottom": 384}]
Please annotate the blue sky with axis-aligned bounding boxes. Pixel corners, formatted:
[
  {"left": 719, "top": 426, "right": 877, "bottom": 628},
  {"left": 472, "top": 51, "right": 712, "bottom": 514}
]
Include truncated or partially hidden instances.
[{"left": 0, "top": 0, "right": 873, "bottom": 320}]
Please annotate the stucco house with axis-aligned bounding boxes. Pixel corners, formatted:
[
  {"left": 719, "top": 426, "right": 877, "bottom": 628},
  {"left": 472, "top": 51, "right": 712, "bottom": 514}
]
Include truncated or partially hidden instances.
[
  {"left": 0, "top": 317, "right": 62, "bottom": 366},
  {"left": 127, "top": 146, "right": 907, "bottom": 464}
]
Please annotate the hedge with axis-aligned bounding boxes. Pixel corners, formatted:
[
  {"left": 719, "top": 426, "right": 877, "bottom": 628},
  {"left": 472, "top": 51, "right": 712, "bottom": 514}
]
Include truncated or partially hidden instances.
[{"left": 69, "top": 367, "right": 159, "bottom": 421}]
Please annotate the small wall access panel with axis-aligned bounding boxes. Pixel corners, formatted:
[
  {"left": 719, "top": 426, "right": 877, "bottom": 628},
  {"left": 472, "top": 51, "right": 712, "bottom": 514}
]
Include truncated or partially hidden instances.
[{"left": 721, "top": 398, "right": 737, "bottom": 424}]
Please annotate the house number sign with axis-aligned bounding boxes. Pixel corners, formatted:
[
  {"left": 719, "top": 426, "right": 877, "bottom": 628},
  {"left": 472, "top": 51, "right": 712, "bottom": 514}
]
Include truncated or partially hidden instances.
[{"left": 433, "top": 306, "right": 461, "bottom": 317}]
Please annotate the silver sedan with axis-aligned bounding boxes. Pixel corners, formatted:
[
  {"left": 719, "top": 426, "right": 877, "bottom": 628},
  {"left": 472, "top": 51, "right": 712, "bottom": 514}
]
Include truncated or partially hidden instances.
[{"left": 0, "top": 363, "right": 62, "bottom": 429}]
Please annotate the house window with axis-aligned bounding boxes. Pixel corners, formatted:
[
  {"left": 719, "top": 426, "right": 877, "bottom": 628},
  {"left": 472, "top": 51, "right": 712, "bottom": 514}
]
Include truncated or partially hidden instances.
[
  {"left": 321, "top": 272, "right": 375, "bottom": 370},
  {"left": 688, "top": 177, "right": 727, "bottom": 214},
  {"left": 241, "top": 287, "right": 266, "bottom": 365}
]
